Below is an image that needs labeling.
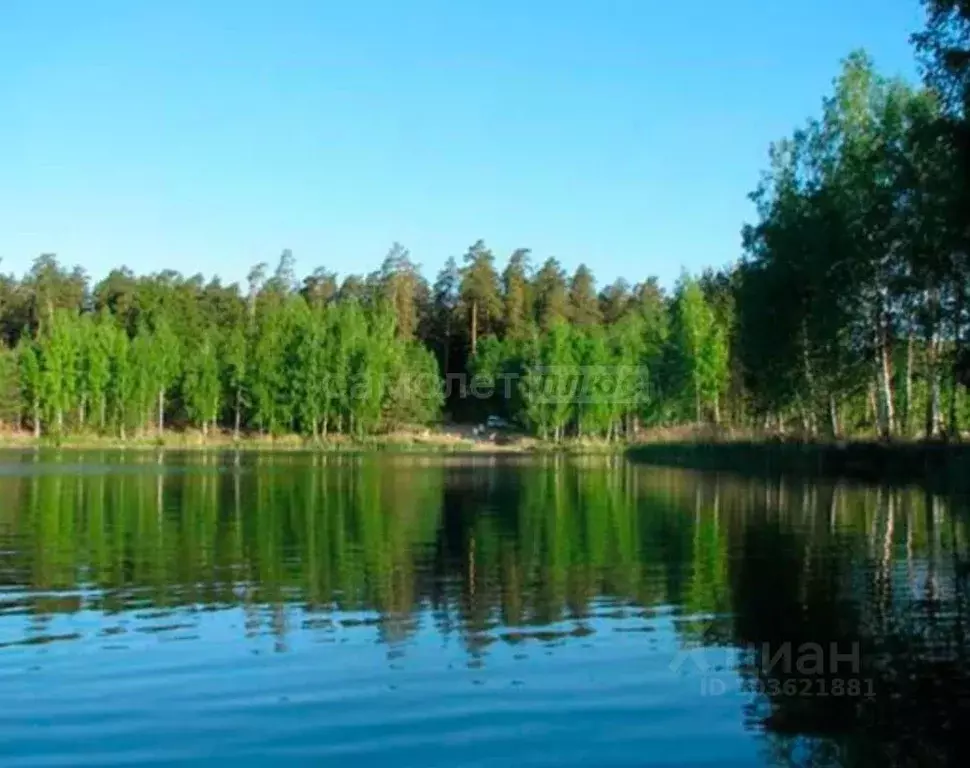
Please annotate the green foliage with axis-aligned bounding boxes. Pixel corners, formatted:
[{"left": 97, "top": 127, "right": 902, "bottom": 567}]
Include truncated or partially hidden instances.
[
  {"left": 670, "top": 275, "right": 728, "bottom": 423},
  {"left": 0, "top": 344, "right": 19, "bottom": 426},
  {"left": 502, "top": 249, "right": 534, "bottom": 341},
  {"left": 385, "top": 342, "right": 444, "bottom": 427},
  {"left": 459, "top": 240, "right": 503, "bottom": 355},
  {"left": 183, "top": 329, "right": 222, "bottom": 434},
  {"left": 568, "top": 264, "right": 602, "bottom": 327},
  {"left": 533, "top": 258, "right": 570, "bottom": 331},
  {"left": 739, "top": 48, "right": 969, "bottom": 438},
  {"left": 0, "top": 246, "right": 740, "bottom": 442},
  {"left": 17, "top": 337, "right": 41, "bottom": 434}
]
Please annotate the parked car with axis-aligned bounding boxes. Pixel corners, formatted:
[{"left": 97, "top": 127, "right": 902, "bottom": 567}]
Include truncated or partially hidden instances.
[{"left": 485, "top": 415, "right": 509, "bottom": 429}]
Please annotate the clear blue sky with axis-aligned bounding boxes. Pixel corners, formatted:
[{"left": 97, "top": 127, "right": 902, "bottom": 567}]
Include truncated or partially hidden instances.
[{"left": 0, "top": 0, "right": 924, "bottom": 291}]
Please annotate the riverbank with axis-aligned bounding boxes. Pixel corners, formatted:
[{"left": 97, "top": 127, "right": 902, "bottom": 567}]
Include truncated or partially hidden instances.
[
  {"left": 0, "top": 427, "right": 625, "bottom": 455},
  {"left": 626, "top": 439, "right": 970, "bottom": 488}
]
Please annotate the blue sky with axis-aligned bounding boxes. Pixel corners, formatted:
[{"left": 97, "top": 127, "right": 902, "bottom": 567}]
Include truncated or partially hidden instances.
[{"left": 0, "top": 0, "right": 924, "bottom": 291}]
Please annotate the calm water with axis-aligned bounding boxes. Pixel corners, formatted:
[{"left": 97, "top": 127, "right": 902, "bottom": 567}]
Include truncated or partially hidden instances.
[{"left": 1, "top": 450, "right": 969, "bottom": 767}]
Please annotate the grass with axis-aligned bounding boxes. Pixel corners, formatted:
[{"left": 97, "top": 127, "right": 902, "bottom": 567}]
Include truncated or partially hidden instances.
[{"left": 0, "top": 426, "right": 627, "bottom": 456}]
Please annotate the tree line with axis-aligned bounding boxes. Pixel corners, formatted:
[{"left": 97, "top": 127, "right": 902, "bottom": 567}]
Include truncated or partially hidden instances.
[
  {"left": 0, "top": 250, "right": 443, "bottom": 439},
  {"left": 0, "top": 0, "right": 966, "bottom": 442},
  {"left": 739, "top": 0, "right": 970, "bottom": 439},
  {"left": 0, "top": 242, "right": 733, "bottom": 440}
]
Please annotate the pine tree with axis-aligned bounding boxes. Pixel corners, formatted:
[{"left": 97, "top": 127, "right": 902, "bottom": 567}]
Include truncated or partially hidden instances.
[
  {"left": 568, "top": 264, "right": 602, "bottom": 327},
  {"left": 533, "top": 258, "right": 569, "bottom": 331},
  {"left": 430, "top": 257, "right": 461, "bottom": 375},
  {"left": 378, "top": 242, "right": 427, "bottom": 341},
  {"left": 458, "top": 240, "right": 502, "bottom": 356},
  {"left": 599, "top": 278, "right": 632, "bottom": 325},
  {"left": 502, "top": 249, "right": 534, "bottom": 340}
]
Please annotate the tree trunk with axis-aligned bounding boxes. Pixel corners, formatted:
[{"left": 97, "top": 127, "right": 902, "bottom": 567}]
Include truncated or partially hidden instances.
[
  {"left": 829, "top": 395, "right": 840, "bottom": 439},
  {"left": 470, "top": 299, "right": 478, "bottom": 356},
  {"left": 801, "top": 316, "right": 816, "bottom": 433},
  {"left": 876, "top": 317, "right": 895, "bottom": 439},
  {"left": 949, "top": 362, "right": 960, "bottom": 440},
  {"left": 903, "top": 331, "right": 914, "bottom": 437},
  {"left": 234, "top": 388, "right": 242, "bottom": 439},
  {"left": 99, "top": 396, "right": 106, "bottom": 432},
  {"left": 443, "top": 316, "right": 451, "bottom": 374},
  {"left": 926, "top": 332, "right": 942, "bottom": 439},
  {"left": 950, "top": 288, "right": 964, "bottom": 440},
  {"left": 79, "top": 398, "right": 86, "bottom": 430},
  {"left": 157, "top": 389, "right": 165, "bottom": 436},
  {"left": 33, "top": 403, "right": 40, "bottom": 438},
  {"left": 867, "top": 382, "right": 876, "bottom": 429},
  {"left": 799, "top": 403, "right": 810, "bottom": 435},
  {"left": 694, "top": 375, "right": 702, "bottom": 424}
]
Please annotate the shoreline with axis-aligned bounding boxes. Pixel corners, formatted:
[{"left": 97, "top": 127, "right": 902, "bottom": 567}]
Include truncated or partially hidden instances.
[
  {"left": 0, "top": 429, "right": 626, "bottom": 455},
  {"left": 9, "top": 431, "right": 970, "bottom": 486},
  {"left": 625, "top": 439, "right": 970, "bottom": 488}
]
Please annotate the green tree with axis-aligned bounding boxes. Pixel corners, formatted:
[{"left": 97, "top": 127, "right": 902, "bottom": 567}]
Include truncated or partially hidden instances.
[
  {"left": 0, "top": 344, "right": 19, "bottom": 428},
  {"left": 37, "top": 309, "right": 80, "bottom": 434},
  {"left": 221, "top": 324, "right": 249, "bottom": 438},
  {"left": 521, "top": 321, "right": 575, "bottom": 441},
  {"left": 671, "top": 275, "right": 726, "bottom": 424},
  {"left": 150, "top": 316, "right": 181, "bottom": 435},
  {"left": 459, "top": 240, "right": 502, "bottom": 356},
  {"left": 183, "top": 329, "right": 222, "bottom": 436},
  {"left": 599, "top": 278, "right": 632, "bottom": 325},
  {"left": 568, "top": 264, "right": 602, "bottom": 327},
  {"left": 301, "top": 267, "right": 338, "bottom": 310},
  {"left": 533, "top": 258, "right": 569, "bottom": 331},
  {"left": 573, "top": 326, "right": 612, "bottom": 437},
  {"left": 291, "top": 307, "right": 329, "bottom": 439},
  {"left": 104, "top": 324, "right": 133, "bottom": 438},
  {"left": 378, "top": 242, "right": 428, "bottom": 342},
  {"left": 502, "top": 249, "right": 534, "bottom": 340},
  {"left": 430, "top": 256, "right": 461, "bottom": 376},
  {"left": 608, "top": 311, "right": 648, "bottom": 438}
]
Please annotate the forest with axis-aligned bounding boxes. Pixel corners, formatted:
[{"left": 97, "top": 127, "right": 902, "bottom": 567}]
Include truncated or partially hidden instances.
[{"left": 0, "top": 0, "right": 967, "bottom": 443}]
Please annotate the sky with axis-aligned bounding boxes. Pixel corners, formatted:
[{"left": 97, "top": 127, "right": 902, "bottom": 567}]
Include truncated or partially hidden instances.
[{"left": 0, "top": 0, "right": 925, "bottom": 291}]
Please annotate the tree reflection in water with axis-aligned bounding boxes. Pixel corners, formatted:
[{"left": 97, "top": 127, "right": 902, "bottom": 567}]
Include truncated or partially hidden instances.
[{"left": 0, "top": 450, "right": 968, "bottom": 765}]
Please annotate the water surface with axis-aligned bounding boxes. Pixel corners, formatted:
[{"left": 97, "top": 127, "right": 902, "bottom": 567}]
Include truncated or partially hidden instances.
[{"left": 1, "top": 450, "right": 968, "bottom": 766}]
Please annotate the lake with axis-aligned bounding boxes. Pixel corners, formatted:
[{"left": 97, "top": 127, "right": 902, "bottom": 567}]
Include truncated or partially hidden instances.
[{"left": 1, "top": 450, "right": 968, "bottom": 766}]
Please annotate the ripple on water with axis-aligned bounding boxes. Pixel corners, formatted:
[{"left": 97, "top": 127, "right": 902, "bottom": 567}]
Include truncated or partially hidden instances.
[{"left": 1, "top": 454, "right": 968, "bottom": 766}]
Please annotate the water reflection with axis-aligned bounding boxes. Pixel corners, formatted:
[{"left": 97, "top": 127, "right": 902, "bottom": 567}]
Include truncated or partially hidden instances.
[{"left": 0, "top": 451, "right": 968, "bottom": 766}]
